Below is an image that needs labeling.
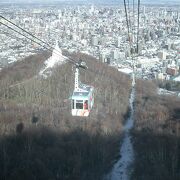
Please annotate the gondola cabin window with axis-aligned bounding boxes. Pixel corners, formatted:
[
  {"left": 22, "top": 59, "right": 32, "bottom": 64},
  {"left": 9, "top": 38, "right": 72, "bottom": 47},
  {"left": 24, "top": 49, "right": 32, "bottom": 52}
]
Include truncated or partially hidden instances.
[{"left": 76, "top": 100, "right": 83, "bottom": 109}]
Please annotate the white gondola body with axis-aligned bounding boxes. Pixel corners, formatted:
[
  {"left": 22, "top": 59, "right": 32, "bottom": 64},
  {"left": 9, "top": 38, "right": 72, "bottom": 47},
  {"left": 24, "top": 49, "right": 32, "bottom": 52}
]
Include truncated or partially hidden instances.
[{"left": 71, "top": 65, "right": 94, "bottom": 117}]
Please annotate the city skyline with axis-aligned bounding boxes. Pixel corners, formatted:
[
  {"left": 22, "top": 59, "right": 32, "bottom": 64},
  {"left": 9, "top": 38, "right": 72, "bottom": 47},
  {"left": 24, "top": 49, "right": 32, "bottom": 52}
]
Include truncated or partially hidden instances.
[
  {"left": 0, "top": 0, "right": 180, "bottom": 4},
  {"left": 0, "top": 2, "right": 180, "bottom": 83}
]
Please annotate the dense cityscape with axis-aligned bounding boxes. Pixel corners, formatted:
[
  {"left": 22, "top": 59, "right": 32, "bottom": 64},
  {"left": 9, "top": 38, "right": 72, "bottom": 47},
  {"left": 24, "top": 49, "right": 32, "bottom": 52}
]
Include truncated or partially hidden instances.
[{"left": 0, "top": 2, "right": 180, "bottom": 82}]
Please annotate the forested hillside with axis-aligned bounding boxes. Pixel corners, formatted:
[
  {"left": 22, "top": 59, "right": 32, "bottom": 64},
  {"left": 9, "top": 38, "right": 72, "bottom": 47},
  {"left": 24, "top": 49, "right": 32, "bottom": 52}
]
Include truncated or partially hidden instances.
[
  {"left": 0, "top": 51, "right": 131, "bottom": 180},
  {"left": 132, "top": 79, "right": 180, "bottom": 180}
]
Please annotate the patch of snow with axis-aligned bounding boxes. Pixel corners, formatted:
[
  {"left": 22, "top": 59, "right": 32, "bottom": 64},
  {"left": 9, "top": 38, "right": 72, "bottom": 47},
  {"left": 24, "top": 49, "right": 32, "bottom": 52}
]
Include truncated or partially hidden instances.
[
  {"left": 107, "top": 81, "right": 135, "bottom": 180},
  {"left": 39, "top": 43, "right": 67, "bottom": 78},
  {"left": 8, "top": 57, "right": 17, "bottom": 64},
  {"left": 174, "top": 75, "right": 180, "bottom": 82},
  {"left": 110, "top": 134, "right": 134, "bottom": 180},
  {"left": 118, "top": 68, "right": 133, "bottom": 75},
  {"left": 0, "top": 51, "right": 10, "bottom": 57},
  {"left": 173, "top": 39, "right": 180, "bottom": 45},
  {"left": 158, "top": 88, "right": 176, "bottom": 96}
]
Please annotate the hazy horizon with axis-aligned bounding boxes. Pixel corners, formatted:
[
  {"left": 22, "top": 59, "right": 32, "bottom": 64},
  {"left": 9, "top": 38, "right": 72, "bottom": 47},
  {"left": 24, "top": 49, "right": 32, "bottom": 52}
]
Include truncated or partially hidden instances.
[{"left": 0, "top": 0, "right": 180, "bottom": 4}]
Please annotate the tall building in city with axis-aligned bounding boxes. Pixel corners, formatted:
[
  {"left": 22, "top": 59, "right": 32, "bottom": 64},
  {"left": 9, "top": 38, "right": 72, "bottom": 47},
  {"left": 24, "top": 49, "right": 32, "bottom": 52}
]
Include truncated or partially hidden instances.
[
  {"left": 116, "top": 37, "right": 122, "bottom": 48},
  {"left": 111, "top": 50, "right": 119, "bottom": 60},
  {"left": 143, "top": 6, "right": 146, "bottom": 16},
  {"left": 158, "top": 51, "right": 167, "bottom": 60},
  {"left": 91, "top": 36, "right": 99, "bottom": 46}
]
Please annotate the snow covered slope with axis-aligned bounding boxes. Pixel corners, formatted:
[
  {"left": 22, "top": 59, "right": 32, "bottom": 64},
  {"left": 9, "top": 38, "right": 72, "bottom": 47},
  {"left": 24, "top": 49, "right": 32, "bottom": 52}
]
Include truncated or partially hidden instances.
[
  {"left": 105, "top": 81, "right": 135, "bottom": 180},
  {"left": 39, "top": 43, "right": 66, "bottom": 78}
]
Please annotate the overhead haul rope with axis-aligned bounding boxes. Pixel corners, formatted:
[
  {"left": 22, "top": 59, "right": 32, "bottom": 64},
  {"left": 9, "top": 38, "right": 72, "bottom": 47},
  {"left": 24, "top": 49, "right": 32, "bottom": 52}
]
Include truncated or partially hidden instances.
[
  {"left": 0, "top": 15, "right": 106, "bottom": 76},
  {"left": 132, "top": 0, "right": 135, "bottom": 46},
  {"left": 137, "top": 0, "right": 140, "bottom": 54},
  {"left": 0, "top": 21, "right": 76, "bottom": 64},
  {"left": 123, "top": 0, "right": 141, "bottom": 84},
  {"left": 124, "top": 0, "right": 131, "bottom": 45},
  {"left": 0, "top": 16, "right": 109, "bottom": 77},
  {"left": 124, "top": 0, "right": 141, "bottom": 54},
  {"left": 0, "top": 15, "right": 55, "bottom": 52},
  {"left": 0, "top": 13, "right": 132, "bottom": 109},
  {"left": 0, "top": 29, "right": 28, "bottom": 42},
  {"left": 0, "top": 22, "right": 46, "bottom": 48},
  {"left": 127, "top": 0, "right": 132, "bottom": 40},
  {"left": 0, "top": 15, "right": 76, "bottom": 65},
  {"left": 132, "top": 0, "right": 136, "bottom": 70},
  {"left": 123, "top": 0, "right": 134, "bottom": 71}
]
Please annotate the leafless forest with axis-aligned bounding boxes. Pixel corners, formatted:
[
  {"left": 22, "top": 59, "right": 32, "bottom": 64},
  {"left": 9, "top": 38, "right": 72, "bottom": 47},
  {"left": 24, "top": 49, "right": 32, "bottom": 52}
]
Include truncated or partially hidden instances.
[
  {"left": 132, "top": 79, "right": 180, "bottom": 180},
  {"left": 1, "top": 50, "right": 179, "bottom": 180},
  {"left": 0, "top": 51, "right": 131, "bottom": 180}
]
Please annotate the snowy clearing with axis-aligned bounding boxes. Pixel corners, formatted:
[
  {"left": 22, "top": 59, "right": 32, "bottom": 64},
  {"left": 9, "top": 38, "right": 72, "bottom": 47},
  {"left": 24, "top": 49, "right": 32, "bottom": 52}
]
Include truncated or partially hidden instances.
[
  {"left": 106, "top": 81, "right": 135, "bottom": 180},
  {"left": 157, "top": 88, "right": 177, "bottom": 96},
  {"left": 39, "top": 43, "right": 67, "bottom": 78},
  {"left": 174, "top": 75, "right": 180, "bottom": 82},
  {"left": 118, "top": 68, "right": 133, "bottom": 75}
]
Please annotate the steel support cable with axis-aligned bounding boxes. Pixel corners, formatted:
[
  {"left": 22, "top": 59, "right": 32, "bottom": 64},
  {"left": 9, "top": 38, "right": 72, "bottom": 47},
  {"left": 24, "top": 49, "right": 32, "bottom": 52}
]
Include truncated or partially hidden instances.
[
  {"left": 0, "top": 29, "right": 28, "bottom": 42},
  {"left": 127, "top": 0, "right": 133, "bottom": 42},
  {"left": 0, "top": 15, "right": 77, "bottom": 65},
  {"left": 127, "top": 0, "right": 137, "bottom": 53},
  {"left": 137, "top": 0, "right": 140, "bottom": 54},
  {"left": 131, "top": 0, "right": 136, "bottom": 72},
  {"left": 0, "top": 16, "right": 124, "bottom": 77},
  {"left": 0, "top": 22, "right": 46, "bottom": 47},
  {"left": 127, "top": 0, "right": 136, "bottom": 56},
  {"left": 0, "top": 15, "right": 53, "bottom": 51},
  {"left": 123, "top": 0, "right": 140, "bottom": 81},
  {"left": 123, "top": 0, "right": 131, "bottom": 44},
  {"left": 124, "top": 0, "right": 136, "bottom": 70},
  {"left": 0, "top": 16, "right": 113, "bottom": 75},
  {"left": 0, "top": 21, "right": 76, "bottom": 66},
  {"left": 0, "top": 21, "right": 103, "bottom": 76},
  {"left": 132, "top": 0, "right": 135, "bottom": 44}
]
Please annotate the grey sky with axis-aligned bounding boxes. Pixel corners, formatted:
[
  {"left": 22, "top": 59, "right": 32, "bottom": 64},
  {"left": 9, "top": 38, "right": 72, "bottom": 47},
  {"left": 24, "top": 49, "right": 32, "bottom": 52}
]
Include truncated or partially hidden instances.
[
  {"left": 0, "top": 0, "right": 179, "bottom": 4},
  {"left": 0, "top": 0, "right": 178, "bottom": 1}
]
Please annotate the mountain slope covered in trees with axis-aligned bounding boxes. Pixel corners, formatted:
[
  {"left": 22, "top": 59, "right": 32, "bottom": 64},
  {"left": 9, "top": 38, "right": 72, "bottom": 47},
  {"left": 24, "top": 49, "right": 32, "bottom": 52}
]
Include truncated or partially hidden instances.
[
  {"left": 132, "top": 79, "right": 180, "bottom": 180},
  {"left": 0, "top": 51, "right": 131, "bottom": 180}
]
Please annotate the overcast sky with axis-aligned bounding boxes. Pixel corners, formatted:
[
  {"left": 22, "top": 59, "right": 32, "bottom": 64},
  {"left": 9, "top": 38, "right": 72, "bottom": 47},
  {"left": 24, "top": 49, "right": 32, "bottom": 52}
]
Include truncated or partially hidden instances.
[
  {"left": 0, "top": 0, "right": 178, "bottom": 1},
  {"left": 0, "top": 0, "right": 179, "bottom": 3}
]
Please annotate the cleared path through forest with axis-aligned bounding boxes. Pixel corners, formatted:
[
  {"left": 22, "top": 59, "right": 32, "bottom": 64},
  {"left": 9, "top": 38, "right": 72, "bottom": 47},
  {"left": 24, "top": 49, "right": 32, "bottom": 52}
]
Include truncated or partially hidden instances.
[{"left": 109, "top": 80, "right": 135, "bottom": 180}]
